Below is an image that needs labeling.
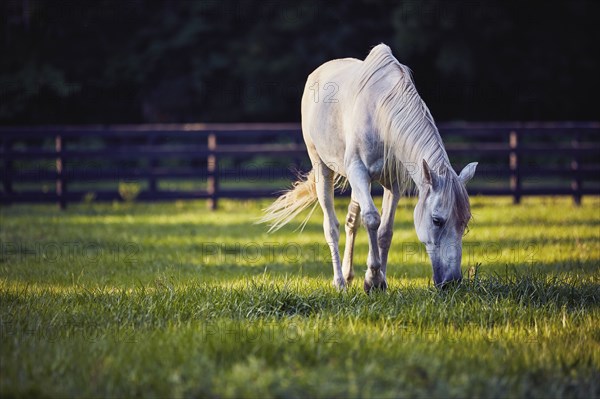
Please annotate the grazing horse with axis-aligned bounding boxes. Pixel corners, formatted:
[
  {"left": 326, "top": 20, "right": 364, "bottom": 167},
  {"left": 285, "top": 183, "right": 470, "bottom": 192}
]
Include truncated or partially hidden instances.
[{"left": 260, "top": 44, "right": 477, "bottom": 292}]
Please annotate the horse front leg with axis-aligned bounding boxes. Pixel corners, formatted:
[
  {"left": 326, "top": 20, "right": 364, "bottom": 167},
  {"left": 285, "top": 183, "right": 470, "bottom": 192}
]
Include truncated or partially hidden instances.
[{"left": 346, "top": 162, "right": 386, "bottom": 293}]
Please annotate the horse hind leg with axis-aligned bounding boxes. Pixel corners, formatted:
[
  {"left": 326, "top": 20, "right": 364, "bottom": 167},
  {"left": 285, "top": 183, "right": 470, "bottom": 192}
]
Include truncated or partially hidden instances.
[
  {"left": 314, "top": 161, "right": 345, "bottom": 290},
  {"left": 342, "top": 198, "right": 360, "bottom": 284}
]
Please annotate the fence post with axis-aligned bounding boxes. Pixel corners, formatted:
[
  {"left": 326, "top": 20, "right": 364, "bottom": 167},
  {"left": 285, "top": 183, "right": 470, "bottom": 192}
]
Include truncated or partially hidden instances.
[
  {"left": 2, "top": 138, "right": 13, "bottom": 204},
  {"left": 56, "top": 134, "right": 67, "bottom": 210},
  {"left": 207, "top": 133, "right": 218, "bottom": 210},
  {"left": 509, "top": 130, "right": 521, "bottom": 204},
  {"left": 571, "top": 131, "right": 582, "bottom": 205}
]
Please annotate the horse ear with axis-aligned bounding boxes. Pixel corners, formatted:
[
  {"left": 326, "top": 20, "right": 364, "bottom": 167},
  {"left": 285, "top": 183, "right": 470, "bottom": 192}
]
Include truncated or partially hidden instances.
[
  {"left": 422, "top": 159, "right": 438, "bottom": 189},
  {"left": 459, "top": 162, "right": 478, "bottom": 184}
]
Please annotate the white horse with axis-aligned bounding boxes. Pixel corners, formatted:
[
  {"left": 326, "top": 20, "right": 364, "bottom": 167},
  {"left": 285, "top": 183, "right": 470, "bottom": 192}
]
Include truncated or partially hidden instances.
[{"left": 260, "top": 44, "right": 477, "bottom": 292}]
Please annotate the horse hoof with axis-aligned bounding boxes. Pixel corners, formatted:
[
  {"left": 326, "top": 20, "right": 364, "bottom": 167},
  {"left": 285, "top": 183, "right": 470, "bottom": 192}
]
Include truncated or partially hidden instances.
[
  {"left": 363, "top": 278, "right": 387, "bottom": 294},
  {"left": 332, "top": 277, "right": 346, "bottom": 291}
]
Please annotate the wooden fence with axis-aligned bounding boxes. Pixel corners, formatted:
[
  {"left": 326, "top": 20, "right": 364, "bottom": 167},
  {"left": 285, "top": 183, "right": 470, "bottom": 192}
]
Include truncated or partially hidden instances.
[{"left": 1, "top": 122, "right": 599, "bottom": 209}]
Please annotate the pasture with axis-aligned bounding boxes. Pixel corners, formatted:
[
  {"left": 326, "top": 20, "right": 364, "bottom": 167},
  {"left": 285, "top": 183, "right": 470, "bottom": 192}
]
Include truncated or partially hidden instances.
[{"left": 1, "top": 196, "right": 599, "bottom": 398}]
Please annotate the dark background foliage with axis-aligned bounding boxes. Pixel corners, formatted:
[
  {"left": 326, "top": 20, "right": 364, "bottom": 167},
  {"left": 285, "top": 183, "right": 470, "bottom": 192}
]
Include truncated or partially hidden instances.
[{"left": 1, "top": 0, "right": 598, "bottom": 124}]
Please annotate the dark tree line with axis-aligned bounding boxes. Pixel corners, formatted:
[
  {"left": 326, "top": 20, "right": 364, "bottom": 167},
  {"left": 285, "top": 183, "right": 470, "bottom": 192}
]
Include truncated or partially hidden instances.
[{"left": 1, "top": 0, "right": 598, "bottom": 124}]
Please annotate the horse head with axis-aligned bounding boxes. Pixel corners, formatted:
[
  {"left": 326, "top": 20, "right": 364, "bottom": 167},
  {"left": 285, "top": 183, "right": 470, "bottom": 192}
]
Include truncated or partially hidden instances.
[{"left": 414, "top": 160, "right": 477, "bottom": 288}]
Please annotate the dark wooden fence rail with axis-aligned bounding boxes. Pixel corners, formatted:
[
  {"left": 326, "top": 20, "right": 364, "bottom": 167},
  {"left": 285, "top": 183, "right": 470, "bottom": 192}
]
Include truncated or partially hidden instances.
[{"left": 1, "top": 122, "right": 599, "bottom": 209}]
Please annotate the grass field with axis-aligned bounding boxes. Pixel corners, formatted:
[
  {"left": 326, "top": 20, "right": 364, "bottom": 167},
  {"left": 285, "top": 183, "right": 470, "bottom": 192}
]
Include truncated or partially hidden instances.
[{"left": 1, "top": 196, "right": 599, "bottom": 398}]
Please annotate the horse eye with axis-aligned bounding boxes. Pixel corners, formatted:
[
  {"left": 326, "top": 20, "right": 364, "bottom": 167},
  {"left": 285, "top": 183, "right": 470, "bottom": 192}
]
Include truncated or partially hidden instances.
[{"left": 432, "top": 217, "right": 444, "bottom": 227}]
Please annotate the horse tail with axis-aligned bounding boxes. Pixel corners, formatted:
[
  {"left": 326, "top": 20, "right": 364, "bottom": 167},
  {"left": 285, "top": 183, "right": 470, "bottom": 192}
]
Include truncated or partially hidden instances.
[{"left": 258, "top": 169, "right": 319, "bottom": 233}]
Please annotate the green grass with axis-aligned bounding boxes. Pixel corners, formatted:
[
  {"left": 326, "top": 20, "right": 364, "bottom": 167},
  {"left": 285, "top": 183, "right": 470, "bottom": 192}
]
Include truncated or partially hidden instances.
[{"left": 1, "top": 196, "right": 599, "bottom": 398}]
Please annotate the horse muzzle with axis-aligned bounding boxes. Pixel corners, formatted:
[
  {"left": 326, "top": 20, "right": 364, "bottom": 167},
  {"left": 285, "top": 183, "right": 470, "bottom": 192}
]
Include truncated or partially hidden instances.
[{"left": 429, "top": 251, "right": 463, "bottom": 289}]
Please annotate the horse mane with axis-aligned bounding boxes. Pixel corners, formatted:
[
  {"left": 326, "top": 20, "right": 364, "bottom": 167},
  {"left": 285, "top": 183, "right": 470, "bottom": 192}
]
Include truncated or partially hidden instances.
[{"left": 357, "top": 44, "right": 471, "bottom": 226}]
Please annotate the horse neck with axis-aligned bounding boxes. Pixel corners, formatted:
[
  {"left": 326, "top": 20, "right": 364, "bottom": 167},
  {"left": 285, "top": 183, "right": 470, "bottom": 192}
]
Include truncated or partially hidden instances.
[{"left": 394, "top": 123, "right": 451, "bottom": 187}]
